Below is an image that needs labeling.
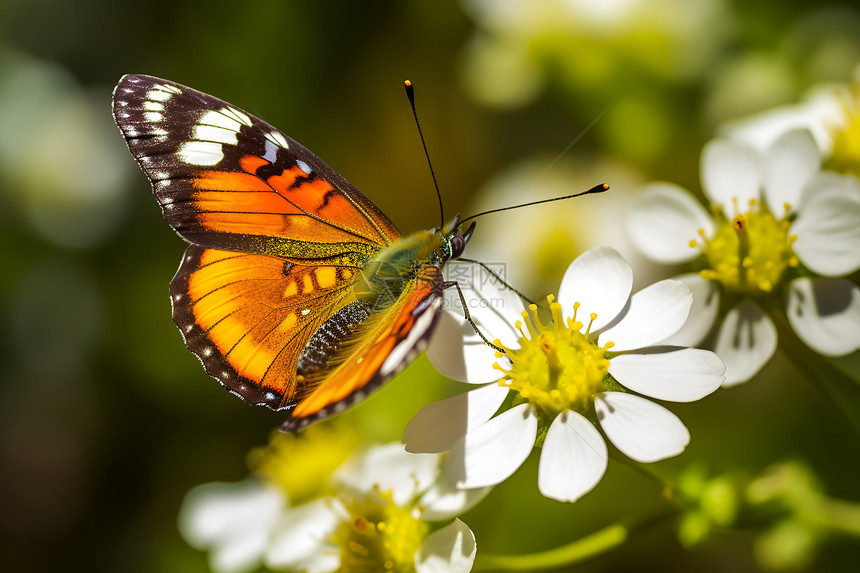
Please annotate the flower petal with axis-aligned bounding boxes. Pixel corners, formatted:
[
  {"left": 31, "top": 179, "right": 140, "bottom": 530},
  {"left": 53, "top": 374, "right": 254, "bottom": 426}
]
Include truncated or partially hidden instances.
[
  {"left": 414, "top": 519, "right": 477, "bottom": 573},
  {"left": 791, "top": 172, "right": 860, "bottom": 276},
  {"left": 658, "top": 273, "right": 720, "bottom": 347},
  {"left": 598, "top": 279, "right": 692, "bottom": 352},
  {"left": 786, "top": 277, "right": 860, "bottom": 356},
  {"left": 418, "top": 480, "right": 493, "bottom": 521},
  {"left": 723, "top": 87, "right": 843, "bottom": 154},
  {"left": 701, "top": 138, "right": 761, "bottom": 215},
  {"left": 335, "top": 443, "right": 439, "bottom": 505},
  {"left": 427, "top": 310, "right": 506, "bottom": 384},
  {"left": 403, "top": 384, "right": 509, "bottom": 453},
  {"left": 609, "top": 347, "right": 725, "bottom": 402},
  {"left": 595, "top": 392, "right": 690, "bottom": 463},
  {"left": 558, "top": 246, "right": 633, "bottom": 331},
  {"left": 266, "top": 498, "right": 343, "bottom": 572},
  {"left": 762, "top": 129, "right": 820, "bottom": 214},
  {"left": 714, "top": 300, "right": 777, "bottom": 386},
  {"left": 178, "top": 480, "right": 285, "bottom": 573},
  {"left": 446, "top": 403, "right": 537, "bottom": 488},
  {"left": 627, "top": 183, "right": 714, "bottom": 264},
  {"left": 458, "top": 277, "right": 528, "bottom": 342},
  {"left": 537, "top": 411, "right": 608, "bottom": 503}
]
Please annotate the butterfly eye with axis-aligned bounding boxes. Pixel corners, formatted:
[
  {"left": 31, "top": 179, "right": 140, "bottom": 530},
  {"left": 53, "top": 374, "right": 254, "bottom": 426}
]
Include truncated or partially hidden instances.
[
  {"left": 450, "top": 235, "right": 466, "bottom": 259},
  {"left": 450, "top": 221, "right": 476, "bottom": 259}
]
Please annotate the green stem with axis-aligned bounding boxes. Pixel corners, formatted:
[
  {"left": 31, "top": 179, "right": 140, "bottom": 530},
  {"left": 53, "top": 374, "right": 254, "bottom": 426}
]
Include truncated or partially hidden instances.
[{"left": 472, "top": 511, "right": 674, "bottom": 571}]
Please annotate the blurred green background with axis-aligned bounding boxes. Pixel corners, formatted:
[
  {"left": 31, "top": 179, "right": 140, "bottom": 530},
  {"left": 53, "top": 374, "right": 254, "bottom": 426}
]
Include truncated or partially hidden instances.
[{"left": 2, "top": 0, "right": 859, "bottom": 571}]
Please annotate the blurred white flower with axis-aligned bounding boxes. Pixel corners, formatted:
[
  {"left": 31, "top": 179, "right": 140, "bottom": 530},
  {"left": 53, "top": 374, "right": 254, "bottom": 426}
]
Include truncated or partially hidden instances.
[
  {"left": 722, "top": 60, "right": 860, "bottom": 161},
  {"left": 722, "top": 83, "right": 849, "bottom": 156},
  {"left": 460, "top": 0, "right": 729, "bottom": 108},
  {"left": 179, "top": 436, "right": 487, "bottom": 573},
  {"left": 405, "top": 247, "right": 724, "bottom": 503},
  {"left": 0, "top": 52, "right": 132, "bottom": 248},
  {"left": 629, "top": 129, "right": 860, "bottom": 385}
]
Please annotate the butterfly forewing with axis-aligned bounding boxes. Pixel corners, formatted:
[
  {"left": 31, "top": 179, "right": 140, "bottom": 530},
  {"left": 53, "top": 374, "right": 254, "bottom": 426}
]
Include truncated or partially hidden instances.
[{"left": 112, "top": 74, "right": 401, "bottom": 261}]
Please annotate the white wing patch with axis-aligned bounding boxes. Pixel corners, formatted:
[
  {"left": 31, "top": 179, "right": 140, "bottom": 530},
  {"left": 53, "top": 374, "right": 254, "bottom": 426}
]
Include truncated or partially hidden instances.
[
  {"left": 193, "top": 124, "right": 239, "bottom": 145},
  {"left": 262, "top": 139, "right": 278, "bottom": 163},
  {"left": 265, "top": 130, "right": 289, "bottom": 149},
  {"left": 178, "top": 141, "right": 224, "bottom": 166},
  {"left": 177, "top": 107, "right": 252, "bottom": 166},
  {"left": 146, "top": 83, "right": 181, "bottom": 102},
  {"left": 198, "top": 109, "right": 243, "bottom": 130},
  {"left": 222, "top": 107, "right": 252, "bottom": 127},
  {"left": 296, "top": 159, "right": 312, "bottom": 175}
]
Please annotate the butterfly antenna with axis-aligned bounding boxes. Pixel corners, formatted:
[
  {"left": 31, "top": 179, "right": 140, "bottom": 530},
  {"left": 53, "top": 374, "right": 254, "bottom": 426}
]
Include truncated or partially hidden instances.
[
  {"left": 460, "top": 183, "right": 609, "bottom": 225},
  {"left": 405, "top": 80, "right": 444, "bottom": 229}
]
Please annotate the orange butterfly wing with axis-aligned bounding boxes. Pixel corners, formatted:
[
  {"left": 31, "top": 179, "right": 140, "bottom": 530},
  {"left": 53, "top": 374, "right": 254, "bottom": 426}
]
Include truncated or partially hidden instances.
[{"left": 170, "top": 246, "right": 362, "bottom": 408}]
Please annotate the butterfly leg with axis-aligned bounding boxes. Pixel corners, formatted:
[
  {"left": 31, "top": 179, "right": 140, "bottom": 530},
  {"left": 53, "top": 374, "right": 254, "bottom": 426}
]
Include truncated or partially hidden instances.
[{"left": 442, "top": 280, "right": 505, "bottom": 354}]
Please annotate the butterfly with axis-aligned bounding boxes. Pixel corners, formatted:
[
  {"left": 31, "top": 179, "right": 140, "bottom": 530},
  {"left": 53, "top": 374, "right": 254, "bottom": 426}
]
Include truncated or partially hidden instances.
[{"left": 112, "top": 74, "right": 475, "bottom": 432}]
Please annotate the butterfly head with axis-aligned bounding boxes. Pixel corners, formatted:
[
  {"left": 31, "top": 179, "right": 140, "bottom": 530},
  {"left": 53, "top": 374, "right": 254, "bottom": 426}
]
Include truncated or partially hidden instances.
[{"left": 442, "top": 216, "right": 476, "bottom": 262}]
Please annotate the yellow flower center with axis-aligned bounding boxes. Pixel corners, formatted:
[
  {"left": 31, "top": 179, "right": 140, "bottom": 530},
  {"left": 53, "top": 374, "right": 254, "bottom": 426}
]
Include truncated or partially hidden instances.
[
  {"left": 828, "top": 85, "right": 860, "bottom": 178},
  {"left": 250, "top": 422, "right": 359, "bottom": 505},
  {"left": 493, "top": 295, "right": 612, "bottom": 418},
  {"left": 333, "top": 489, "right": 428, "bottom": 573},
  {"left": 691, "top": 199, "right": 798, "bottom": 296}
]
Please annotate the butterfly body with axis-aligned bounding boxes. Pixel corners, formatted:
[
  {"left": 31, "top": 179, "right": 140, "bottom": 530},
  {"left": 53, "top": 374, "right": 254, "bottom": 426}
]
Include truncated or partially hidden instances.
[{"left": 112, "top": 74, "right": 472, "bottom": 431}]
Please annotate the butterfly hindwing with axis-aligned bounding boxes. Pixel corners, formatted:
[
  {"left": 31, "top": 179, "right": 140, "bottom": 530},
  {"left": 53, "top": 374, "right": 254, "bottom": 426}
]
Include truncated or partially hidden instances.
[
  {"left": 171, "top": 245, "right": 360, "bottom": 408},
  {"left": 112, "top": 74, "right": 401, "bottom": 264}
]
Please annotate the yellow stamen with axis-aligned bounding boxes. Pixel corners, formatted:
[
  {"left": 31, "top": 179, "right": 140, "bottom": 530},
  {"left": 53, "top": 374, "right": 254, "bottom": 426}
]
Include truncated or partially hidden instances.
[
  {"left": 493, "top": 295, "right": 611, "bottom": 417},
  {"left": 697, "top": 198, "right": 796, "bottom": 296}
]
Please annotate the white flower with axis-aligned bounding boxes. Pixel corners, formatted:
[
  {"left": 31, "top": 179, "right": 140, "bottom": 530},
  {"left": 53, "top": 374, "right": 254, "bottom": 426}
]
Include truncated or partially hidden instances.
[
  {"left": 404, "top": 246, "right": 725, "bottom": 503},
  {"left": 628, "top": 129, "right": 860, "bottom": 385},
  {"left": 180, "top": 442, "right": 487, "bottom": 573}
]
